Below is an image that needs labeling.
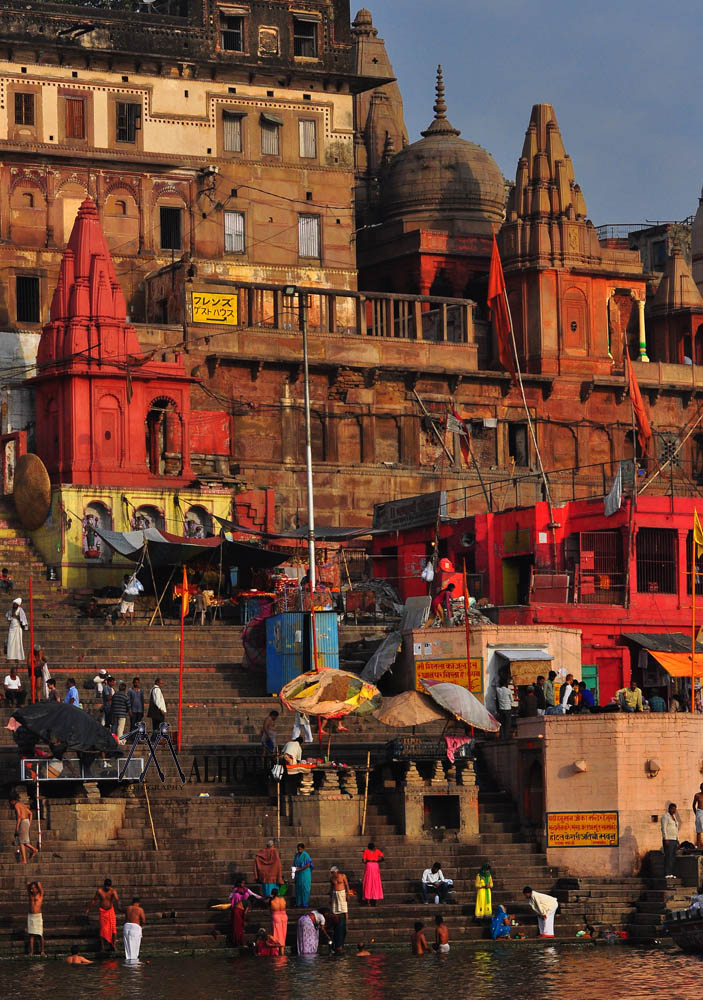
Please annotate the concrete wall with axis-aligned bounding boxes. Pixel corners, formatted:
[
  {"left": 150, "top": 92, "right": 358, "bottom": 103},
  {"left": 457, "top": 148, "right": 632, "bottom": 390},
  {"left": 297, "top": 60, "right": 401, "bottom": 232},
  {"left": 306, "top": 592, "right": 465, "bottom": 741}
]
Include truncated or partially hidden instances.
[{"left": 485, "top": 714, "right": 703, "bottom": 877}]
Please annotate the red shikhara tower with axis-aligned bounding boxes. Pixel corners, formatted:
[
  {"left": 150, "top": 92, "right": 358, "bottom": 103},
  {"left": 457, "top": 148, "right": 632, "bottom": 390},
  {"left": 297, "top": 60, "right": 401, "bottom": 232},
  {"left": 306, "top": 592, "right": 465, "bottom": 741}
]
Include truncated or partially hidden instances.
[{"left": 34, "top": 198, "right": 194, "bottom": 486}]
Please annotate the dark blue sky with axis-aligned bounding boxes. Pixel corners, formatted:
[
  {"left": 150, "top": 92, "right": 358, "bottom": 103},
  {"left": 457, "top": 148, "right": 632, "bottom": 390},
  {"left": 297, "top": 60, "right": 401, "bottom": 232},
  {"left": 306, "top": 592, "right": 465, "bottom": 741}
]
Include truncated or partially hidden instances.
[{"left": 366, "top": 0, "right": 701, "bottom": 226}]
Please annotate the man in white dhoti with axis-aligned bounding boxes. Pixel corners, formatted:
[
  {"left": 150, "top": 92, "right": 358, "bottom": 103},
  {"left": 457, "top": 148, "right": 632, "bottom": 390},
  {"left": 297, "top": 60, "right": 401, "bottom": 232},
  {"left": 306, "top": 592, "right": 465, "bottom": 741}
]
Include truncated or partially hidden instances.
[
  {"left": 6, "top": 597, "right": 27, "bottom": 664},
  {"left": 123, "top": 898, "right": 146, "bottom": 964},
  {"left": 523, "top": 886, "right": 559, "bottom": 937}
]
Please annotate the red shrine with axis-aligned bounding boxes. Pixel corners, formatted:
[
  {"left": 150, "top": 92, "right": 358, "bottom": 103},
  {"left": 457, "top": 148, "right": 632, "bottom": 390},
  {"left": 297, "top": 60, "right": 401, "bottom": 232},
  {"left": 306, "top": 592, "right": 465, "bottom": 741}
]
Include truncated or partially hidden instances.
[{"left": 33, "top": 198, "right": 195, "bottom": 487}]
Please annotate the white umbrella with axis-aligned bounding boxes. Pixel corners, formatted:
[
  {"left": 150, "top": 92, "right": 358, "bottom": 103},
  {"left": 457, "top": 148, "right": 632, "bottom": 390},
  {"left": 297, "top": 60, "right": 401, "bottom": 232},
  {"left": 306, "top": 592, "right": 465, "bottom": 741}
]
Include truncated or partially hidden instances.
[{"left": 419, "top": 679, "right": 500, "bottom": 732}]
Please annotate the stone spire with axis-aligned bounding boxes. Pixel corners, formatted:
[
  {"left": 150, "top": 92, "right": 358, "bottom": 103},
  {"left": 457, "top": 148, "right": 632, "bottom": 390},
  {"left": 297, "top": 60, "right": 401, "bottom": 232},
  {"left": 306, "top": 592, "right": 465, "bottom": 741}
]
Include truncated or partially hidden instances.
[
  {"left": 421, "top": 65, "right": 460, "bottom": 138},
  {"left": 651, "top": 237, "right": 703, "bottom": 314}
]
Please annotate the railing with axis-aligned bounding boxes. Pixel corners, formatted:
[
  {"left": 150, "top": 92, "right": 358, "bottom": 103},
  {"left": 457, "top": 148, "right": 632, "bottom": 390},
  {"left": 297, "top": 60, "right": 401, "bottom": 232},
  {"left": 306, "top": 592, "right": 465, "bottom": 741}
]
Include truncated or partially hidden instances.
[
  {"left": 21, "top": 756, "right": 143, "bottom": 782},
  {"left": 224, "top": 282, "right": 476, "bottom": 345}
]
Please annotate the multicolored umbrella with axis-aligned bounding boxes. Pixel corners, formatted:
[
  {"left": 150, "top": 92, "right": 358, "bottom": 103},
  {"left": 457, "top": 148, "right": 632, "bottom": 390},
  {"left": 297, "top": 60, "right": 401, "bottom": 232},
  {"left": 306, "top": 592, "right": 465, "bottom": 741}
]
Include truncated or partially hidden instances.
[
  {"left": 419, "top": 679, "right": 500, "bottom": 732},
  {"left": 374, "top": 690, "right": 447, "bottom": 727},
  {"left": 280, "top": 668, "right": 382, "bottom": 718}
]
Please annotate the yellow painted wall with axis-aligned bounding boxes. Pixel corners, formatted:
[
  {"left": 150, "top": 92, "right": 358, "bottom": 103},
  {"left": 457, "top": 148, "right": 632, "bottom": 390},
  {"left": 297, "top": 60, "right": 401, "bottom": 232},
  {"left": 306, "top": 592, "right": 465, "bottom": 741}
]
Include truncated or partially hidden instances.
[{"left": 31, "top": 485, "right": 235, "bottom": 589}]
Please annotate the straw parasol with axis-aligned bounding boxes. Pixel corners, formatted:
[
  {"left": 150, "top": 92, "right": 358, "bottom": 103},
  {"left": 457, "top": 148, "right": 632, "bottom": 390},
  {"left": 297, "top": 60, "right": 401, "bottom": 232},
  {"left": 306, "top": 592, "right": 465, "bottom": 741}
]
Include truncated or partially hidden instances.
[
  {"left": 13, "top": 453, "right": 51, "bottom": 530},
  {"left": 418, "top": 678, "right": 500, "bottom": 732},
  {"left": 373, "top": 690, "right": 447, "bottom": 727},
  {"left": 280, "top": 667, "right": 382, "bottom": 718}
]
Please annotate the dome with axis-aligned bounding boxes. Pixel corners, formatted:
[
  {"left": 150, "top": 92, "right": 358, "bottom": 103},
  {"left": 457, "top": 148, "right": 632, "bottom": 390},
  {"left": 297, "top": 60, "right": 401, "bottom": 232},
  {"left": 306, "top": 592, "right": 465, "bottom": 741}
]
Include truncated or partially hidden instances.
[{"left": 381, "top": 67, "right": 505, "bottom": 230}]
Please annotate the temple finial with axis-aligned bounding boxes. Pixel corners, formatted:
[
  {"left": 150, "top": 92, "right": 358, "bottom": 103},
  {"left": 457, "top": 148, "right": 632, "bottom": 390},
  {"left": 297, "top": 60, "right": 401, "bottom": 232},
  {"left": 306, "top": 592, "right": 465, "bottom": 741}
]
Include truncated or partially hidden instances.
[{"left": 434, "top": 65, "right": 447, "bottom": 119}]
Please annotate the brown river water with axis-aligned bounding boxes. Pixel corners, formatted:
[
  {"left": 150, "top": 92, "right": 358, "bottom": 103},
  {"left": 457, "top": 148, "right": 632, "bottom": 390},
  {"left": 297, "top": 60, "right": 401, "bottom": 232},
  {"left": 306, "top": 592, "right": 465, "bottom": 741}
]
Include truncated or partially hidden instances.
[{"left": 3, "top": 946, "right": 702, "bottom": 1000}]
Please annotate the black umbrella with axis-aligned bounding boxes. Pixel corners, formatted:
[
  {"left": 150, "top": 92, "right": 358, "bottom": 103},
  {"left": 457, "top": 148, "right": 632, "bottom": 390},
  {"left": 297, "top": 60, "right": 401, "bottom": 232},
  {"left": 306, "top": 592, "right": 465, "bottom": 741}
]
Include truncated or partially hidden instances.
[{"left": 12, "top": 702, "right": 123, "bottom": 756}]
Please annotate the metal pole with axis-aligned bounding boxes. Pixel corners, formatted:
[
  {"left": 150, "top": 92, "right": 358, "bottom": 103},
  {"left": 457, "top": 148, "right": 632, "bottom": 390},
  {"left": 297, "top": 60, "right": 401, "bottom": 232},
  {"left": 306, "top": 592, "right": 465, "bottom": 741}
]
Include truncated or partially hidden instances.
[
  {"left": 29, "top": 576, "right": 35, "bottom": 703},
  {"left": 301, "top": 293, "right": 316, "bottom": 589}
]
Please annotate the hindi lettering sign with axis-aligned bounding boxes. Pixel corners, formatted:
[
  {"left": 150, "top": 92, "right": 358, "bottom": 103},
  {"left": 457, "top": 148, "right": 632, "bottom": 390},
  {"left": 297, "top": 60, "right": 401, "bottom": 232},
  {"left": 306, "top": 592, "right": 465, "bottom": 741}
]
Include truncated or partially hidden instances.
[
  {"left": 373, "top": 490, "right": 447, "bottom": 532},
  {"left": 546, "top": 811, "right": 619, "bottom": 848},
  {"left": 191, "top": 291, "right": 238, "bottom": 326},
  {"left": 415, "top": 657, "right": 483, "bottom": 694}
]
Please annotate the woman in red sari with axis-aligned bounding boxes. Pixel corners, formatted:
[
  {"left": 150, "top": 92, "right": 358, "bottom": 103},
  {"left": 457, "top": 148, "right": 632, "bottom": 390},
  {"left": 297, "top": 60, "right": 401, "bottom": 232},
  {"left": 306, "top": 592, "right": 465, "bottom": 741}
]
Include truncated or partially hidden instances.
[
  {"left": 361, "top": 842, "right": 384, "bottom": 905},
  {"left": 255, "top": 928, "right": 280, "bottom": 956}
]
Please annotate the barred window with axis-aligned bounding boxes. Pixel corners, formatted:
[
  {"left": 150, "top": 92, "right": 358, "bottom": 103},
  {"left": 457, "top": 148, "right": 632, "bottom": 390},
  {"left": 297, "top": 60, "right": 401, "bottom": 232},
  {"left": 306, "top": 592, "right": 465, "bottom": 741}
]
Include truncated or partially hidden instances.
[
  {"left": 224, "top": 211, "right": 245, "bottom": 253},
  {"left": 293, "top": 17, "right": 317, "bottom": 58},
  {"left": 65, "top": 97, "right": 85, "bottom": 139},
  {"left": 223, "top": 112, "right": 243, "bottom": 153},
  {"left": 15, "top": 93, "right": 35, "bottom": 126},
  {"left": 221, "top": 15, "right": 244, "bottom": 52},
  {"left": 16, "top": 276, "right": 40, "bottom": 324},
  {"left": 298, "top": 120, "right": 316, "bottom": 159},
  {"left": 261, "top": 113, "right": 282, "bottom": 156},
  {"left": 298, "top": 214, "right": 321, "bottom": 259},
  {"left": 116, "top": 102, "right": 141, "bottom": 143}
]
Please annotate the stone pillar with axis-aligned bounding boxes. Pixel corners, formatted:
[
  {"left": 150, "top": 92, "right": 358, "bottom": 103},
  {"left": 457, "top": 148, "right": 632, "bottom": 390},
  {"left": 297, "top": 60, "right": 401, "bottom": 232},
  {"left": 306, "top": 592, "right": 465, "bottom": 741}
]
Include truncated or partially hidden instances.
[{"left": 636, "top": 296, "right": 649, "bottom": 362}]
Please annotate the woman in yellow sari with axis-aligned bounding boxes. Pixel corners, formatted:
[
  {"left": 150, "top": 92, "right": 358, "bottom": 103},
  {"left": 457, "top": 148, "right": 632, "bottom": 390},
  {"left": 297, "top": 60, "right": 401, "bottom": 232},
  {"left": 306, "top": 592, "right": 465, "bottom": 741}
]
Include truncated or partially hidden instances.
[{"left": 475, "top": 863, "right": 493, "bottom": 918}]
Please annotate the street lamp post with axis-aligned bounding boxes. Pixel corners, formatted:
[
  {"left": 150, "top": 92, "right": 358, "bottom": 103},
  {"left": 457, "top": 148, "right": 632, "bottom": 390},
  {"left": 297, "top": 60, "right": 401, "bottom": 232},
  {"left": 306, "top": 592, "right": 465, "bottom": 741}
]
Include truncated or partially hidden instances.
[{"left": 284, "top": 285, "right": 316, "bottom": 588}]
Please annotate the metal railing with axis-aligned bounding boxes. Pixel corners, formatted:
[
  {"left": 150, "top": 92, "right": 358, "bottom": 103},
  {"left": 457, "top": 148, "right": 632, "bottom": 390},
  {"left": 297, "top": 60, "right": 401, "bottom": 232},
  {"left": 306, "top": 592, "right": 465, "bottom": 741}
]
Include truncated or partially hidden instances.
[{"left": 20, "top": 756, "right": 143, "bottom": 782}]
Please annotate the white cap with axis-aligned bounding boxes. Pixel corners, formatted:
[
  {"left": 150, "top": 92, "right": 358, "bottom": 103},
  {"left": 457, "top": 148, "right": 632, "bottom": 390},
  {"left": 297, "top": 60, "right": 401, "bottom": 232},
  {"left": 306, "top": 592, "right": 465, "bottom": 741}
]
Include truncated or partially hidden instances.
[{"left": 13, "top": 597, "right": 21, "bottom": 605}]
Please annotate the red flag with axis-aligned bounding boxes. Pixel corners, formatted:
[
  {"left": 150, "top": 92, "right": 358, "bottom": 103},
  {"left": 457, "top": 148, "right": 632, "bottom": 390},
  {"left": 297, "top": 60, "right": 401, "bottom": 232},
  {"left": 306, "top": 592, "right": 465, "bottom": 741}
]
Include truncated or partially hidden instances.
[
  {"left": 487, "top": 235, "right": 516, "bottom": 377},
  {"left": 624, "top": 351, "right": 652, "bottom": 455}
]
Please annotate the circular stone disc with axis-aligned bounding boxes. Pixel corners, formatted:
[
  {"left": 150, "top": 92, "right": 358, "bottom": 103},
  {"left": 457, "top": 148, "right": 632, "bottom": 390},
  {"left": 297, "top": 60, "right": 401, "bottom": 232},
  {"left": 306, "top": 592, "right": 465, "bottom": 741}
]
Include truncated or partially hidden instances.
[{"left": 13, "top": 453, "right": 51, "bottom": 531}]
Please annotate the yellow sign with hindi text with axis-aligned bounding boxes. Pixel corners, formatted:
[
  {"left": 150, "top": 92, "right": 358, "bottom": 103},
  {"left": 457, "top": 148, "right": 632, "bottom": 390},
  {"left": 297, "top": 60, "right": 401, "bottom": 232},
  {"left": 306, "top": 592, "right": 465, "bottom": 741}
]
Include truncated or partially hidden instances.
[
  {"left": 415, "top": 657, "right": 483, "bottom": 694},
  {"left": 191, "top": 291, "right": 238, "bottom": 326},
  {"left": 546, "top": 811, "right": 619, "bottom": 848}
]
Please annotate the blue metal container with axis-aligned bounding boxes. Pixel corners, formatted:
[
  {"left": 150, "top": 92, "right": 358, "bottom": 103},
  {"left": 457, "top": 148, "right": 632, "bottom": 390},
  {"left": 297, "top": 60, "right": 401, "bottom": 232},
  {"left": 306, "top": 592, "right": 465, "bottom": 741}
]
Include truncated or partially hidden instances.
[{"left": 265, "top": 612, "right": 339, "bottom": 694}]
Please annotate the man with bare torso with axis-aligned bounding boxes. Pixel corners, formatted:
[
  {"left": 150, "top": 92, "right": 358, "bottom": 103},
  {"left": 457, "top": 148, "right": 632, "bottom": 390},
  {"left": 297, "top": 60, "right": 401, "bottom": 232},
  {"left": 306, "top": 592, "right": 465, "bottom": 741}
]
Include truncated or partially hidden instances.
[
  {"left": 329, "top": 866, "right": 350, "bottom": 953},
  {"left": 432, "top": 913, "right": 450, "bottom": 953},
  {"left": 411, "top": 920, "right": 428, "bottom": 955},
  {"left": 86, "top": 878, "right": 120, "bottom": 952},
  {"left": 26, "top": 880, "right": 44, "bottom": 956},
  {"left": 123, "top": 897, "right": 146, "bottom": 964},
  {"left": 693, "top": 784, "right": 703, "bottom": 849},
  {"left": 10, "top": 796, "right": 38, "bottom": 864},
  {"left": 66, "top": 944, "right": 92, "bottom": 964}
]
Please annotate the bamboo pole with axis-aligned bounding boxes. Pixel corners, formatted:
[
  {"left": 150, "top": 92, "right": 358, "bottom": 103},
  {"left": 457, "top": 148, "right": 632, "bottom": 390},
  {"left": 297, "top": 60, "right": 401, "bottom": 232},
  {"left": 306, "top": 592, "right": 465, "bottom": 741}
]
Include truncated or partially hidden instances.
[
  {"left": 148, "top": 565, "right": 176, "bottom": 627},
  {"left": 28, "top": 576, "right": 35, "bottom": 703},
  {"left": 143, "top": 779, "right": 158, "bottom": 851},
  {"left": 277, "top": 772, "right": 281, "bottom": 842},
  {"left": 693, "top": 535, "right": 697, "bottom": 715},
  {"left": 360, "top": 750, "right": 371, "bottom": 836},
  {"left": 35, "top": 774, "right": 42, "bottom": 852}
]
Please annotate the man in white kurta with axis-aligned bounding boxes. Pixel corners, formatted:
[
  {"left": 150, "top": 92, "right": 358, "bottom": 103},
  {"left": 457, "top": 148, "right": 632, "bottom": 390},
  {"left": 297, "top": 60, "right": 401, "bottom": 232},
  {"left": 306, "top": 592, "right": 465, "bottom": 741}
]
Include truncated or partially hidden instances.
[{"left": 523, "top": 886, "right": 559, "bottom": 937}]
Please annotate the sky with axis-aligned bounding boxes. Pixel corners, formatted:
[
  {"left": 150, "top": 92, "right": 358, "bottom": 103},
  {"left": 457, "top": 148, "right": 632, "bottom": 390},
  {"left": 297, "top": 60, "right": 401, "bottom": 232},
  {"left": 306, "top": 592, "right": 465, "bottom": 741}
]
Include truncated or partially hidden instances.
[{"left": 366, "top": 0, "right": 703, "bottom": 227}]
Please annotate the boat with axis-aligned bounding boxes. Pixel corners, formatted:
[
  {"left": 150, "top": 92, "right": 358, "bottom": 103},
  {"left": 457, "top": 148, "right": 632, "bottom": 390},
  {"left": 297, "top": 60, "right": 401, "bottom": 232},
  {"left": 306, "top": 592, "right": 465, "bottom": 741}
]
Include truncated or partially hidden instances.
[{"left": 667, "top": 907, "right": 703, "bottom": 952}]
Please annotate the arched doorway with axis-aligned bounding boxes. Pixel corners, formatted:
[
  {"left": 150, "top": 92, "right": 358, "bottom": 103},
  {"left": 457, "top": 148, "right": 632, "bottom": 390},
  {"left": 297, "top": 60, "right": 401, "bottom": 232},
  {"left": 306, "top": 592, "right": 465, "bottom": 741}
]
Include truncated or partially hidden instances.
[
  {"left": 525, "top": 758, "right": 544, "bottom": 829},
  {"left": 145, "top": 396, "right": 182, "bottom": 477}
]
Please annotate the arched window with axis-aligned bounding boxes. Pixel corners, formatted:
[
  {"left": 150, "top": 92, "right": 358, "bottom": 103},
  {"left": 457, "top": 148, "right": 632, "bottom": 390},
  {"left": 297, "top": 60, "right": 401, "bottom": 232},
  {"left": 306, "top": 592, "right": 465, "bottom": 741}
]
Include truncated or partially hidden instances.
[
  {"left": 115, "top": 199, "right": 127, "bottom": 216},
  {"left": 82, "top": 502, "right": 112, "bottom": 562},
  {"left": 131, "top": 505, "right": 165, "bottom": 531},
  {"left": 22, "top": 192, "right": 34, "bottom": 209},
  {"left": 184, "top": 505, "right": 213, "bottom": 538}
]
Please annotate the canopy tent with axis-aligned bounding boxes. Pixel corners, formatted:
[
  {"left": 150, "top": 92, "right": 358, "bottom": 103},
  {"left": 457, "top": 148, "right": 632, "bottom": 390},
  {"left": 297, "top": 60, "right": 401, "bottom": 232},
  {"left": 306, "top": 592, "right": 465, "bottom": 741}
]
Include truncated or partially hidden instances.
[
  {"left": 94, "top": 525, "right": 287, "bottom": 569},
  {"left": 646, "top": 650, "right": 703, "bottom": 678},
  {"left": 494, "top": 647, "right": 553, "bottom": 686},
  {"left": 12, "top": 702, "right": 123, "bottom": 756},
  {"left": 215, "top": 515, "right": 378, "bottom": 542}
]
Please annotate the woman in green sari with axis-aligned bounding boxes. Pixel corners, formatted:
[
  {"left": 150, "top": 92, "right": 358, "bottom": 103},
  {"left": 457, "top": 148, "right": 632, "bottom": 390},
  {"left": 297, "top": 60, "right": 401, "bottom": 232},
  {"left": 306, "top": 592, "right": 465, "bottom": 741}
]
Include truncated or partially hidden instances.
[
  {"left": 294, "top": 842, "right": 313, "bottom": 907},
  {"left": 475, "top": 863, "right": 493, "bottom": 918}
]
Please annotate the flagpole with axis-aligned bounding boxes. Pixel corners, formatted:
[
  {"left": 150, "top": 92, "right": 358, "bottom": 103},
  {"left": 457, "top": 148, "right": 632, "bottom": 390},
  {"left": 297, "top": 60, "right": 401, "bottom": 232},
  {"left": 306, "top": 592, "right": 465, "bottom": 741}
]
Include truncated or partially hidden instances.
[
  {"left": 178, "top": 565, "right": 186, "bottom": 752},
  {"left": 694, "top": 511, "right": 697, "bottom": 715}
]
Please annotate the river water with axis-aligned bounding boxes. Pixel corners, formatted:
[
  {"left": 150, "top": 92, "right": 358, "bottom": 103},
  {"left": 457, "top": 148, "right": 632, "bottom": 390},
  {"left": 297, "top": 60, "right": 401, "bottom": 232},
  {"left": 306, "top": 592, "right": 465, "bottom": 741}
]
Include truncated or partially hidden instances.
[{"left": 4, "top": 947, "right": 702, "bottom": 1000}]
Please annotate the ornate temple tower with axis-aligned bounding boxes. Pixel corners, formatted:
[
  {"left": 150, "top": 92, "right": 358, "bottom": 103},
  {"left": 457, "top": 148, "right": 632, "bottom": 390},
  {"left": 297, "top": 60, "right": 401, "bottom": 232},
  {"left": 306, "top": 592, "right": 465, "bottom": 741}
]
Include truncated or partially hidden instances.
[{"left": 34, "top": 198, "right": 194, "bottom": 487}]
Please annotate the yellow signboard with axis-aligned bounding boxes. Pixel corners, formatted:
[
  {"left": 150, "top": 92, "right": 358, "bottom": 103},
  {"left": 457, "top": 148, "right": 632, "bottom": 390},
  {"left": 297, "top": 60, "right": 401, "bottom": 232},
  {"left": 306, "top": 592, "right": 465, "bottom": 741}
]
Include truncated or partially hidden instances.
[
  {"left": 546, "top": 811, "right": 619, "bottom": 848},
  {"left": 415, "top": 657, "right": 483, "bottom": 694},
  {"left": 191, "top": 291, "right": 238, "bottom": 326}
]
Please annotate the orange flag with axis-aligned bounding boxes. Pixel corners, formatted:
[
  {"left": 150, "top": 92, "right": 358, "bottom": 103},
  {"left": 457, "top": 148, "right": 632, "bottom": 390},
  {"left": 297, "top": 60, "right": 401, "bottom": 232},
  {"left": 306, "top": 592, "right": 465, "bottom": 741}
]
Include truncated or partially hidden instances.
[
  {"left": 487, "top": 235, "right": 516, "bottom": 378},
  {"left": 624, "top": 351, "right": 652, "bottom": 455},
  {"left": 181, "top": 565, "right": 189, "bottom": 618}
]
